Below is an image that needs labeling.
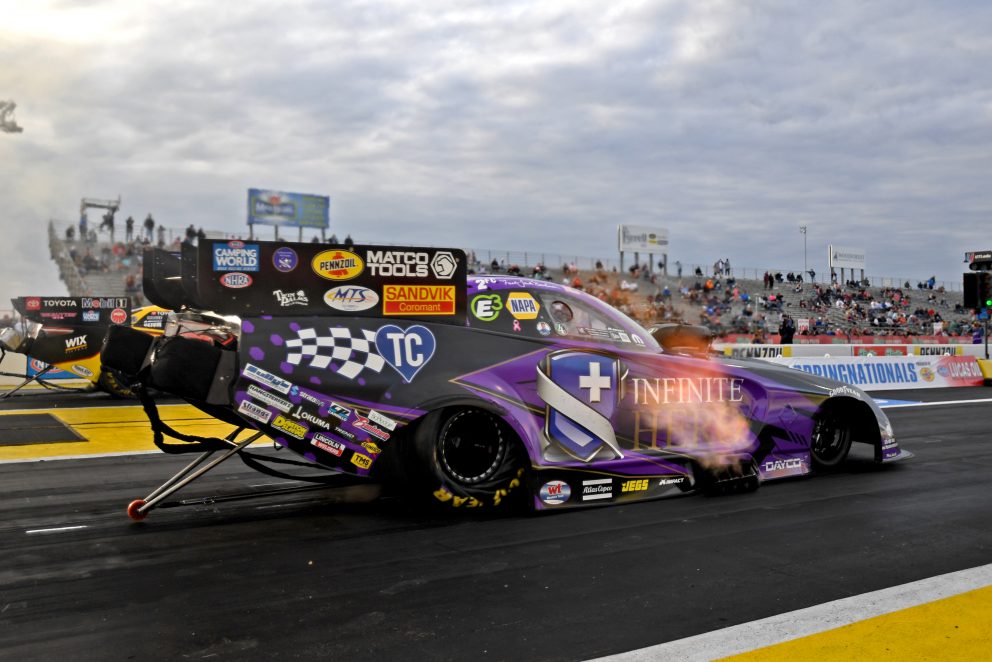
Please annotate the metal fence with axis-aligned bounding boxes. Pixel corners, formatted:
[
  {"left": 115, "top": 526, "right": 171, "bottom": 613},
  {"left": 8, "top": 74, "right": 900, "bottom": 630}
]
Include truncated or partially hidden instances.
[{"left": 47, "top": 219, "right": 962, "bottom": 292}]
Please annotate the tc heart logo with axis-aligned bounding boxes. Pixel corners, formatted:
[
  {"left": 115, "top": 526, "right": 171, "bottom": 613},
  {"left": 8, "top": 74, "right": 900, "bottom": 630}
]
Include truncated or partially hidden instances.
[{"left": 374, "top": 325, "right": 437, "bottom": 383}]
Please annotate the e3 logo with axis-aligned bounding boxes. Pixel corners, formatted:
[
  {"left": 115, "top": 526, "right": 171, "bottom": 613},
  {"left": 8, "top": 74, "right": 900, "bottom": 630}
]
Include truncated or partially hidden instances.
[{"left": 471, "top": 294, "right": 503, "bottom": 322}]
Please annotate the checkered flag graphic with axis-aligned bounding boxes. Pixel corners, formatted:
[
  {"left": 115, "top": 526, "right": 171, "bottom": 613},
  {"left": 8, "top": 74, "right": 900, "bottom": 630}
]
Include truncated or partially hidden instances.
[{"left": 285, "top": 327, "right": 386, "bottom": 380}]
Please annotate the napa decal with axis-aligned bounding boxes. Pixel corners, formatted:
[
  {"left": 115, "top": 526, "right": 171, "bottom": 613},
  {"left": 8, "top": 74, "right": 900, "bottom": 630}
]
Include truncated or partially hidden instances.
[
  {"left": 212, "top": 241, "right": 260, "bottom": 272},
  {"left": 506, "top": 292, "right": 540, "bottom": 320},
  {"left": 323, "top": 285, "right": 379, "bottom": 312},
  {"left": 312, "top": 250, "right": 364, "bottom": 281}
]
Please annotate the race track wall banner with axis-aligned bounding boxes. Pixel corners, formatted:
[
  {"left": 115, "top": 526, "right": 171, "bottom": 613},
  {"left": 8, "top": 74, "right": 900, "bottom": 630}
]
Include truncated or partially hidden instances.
[
  {"left": 828, "top": 245, "right": 866, "bottom": 271},
  {"left": 617, "top": 225, "right": 669, "bottom": 253},
  {"left": 247, "top": 188, "right": 330, "bottom": 229},
  {"left": 770, "top": 355, "right": 984, "bottom": 390}
]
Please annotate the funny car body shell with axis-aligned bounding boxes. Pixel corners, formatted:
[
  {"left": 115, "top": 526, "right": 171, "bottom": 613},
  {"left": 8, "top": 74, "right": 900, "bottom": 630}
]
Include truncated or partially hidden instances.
[{"left": 106, "top": 242, "right": 910, "bottom": 512}]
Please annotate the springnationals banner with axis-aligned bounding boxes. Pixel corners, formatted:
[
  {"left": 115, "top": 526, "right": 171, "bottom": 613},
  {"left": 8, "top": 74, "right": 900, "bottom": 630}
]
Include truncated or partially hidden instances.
[{"left": 769, "top": 355, "right": 985, "bottom": 390}]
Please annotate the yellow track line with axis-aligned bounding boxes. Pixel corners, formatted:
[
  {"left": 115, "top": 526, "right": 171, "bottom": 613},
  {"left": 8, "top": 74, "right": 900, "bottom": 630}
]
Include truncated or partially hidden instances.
[{"left": 720, "top": 584, "right": 992, "bottom": 661}]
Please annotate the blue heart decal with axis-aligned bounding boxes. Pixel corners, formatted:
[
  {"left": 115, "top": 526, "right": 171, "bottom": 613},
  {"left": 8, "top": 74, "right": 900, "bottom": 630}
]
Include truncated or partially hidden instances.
[{"left": 374, "top": 324, "right": 437, "bottom": 383}]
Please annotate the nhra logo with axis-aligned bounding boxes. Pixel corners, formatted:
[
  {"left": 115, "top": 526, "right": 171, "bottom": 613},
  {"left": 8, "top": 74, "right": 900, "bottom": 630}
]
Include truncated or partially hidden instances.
[
  {"left": 537, "top": 350, "right": 627, "bottom": 462},
  {"left": 213, "top": 242, "right": 260, "bottom": 272},
  {"left": 220, "top": 272, "right": 253, "bottom": 289},
  {"left": 312, "top": 250, "right": 364, "bottom": 281}
]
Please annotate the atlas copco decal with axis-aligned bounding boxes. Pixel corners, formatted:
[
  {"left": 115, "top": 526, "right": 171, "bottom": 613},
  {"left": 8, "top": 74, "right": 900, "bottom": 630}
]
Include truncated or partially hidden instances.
[{"left": 213, "top": 241, "right": 260, "bottom": 272}]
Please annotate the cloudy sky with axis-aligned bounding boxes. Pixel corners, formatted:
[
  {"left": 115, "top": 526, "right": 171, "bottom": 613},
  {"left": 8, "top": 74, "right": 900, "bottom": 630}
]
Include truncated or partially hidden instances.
[{"left": 2, "top": 0, "right": 991, "bottom": 305}]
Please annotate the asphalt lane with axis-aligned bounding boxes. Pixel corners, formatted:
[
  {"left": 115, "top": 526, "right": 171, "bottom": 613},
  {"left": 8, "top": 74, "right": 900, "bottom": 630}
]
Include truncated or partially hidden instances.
[{"left": 0, "top": 388, "right": 990, "bottom": 661}]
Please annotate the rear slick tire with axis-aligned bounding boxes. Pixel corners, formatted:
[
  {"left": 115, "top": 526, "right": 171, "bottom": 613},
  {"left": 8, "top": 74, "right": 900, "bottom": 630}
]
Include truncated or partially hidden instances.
[{"left": 412, "top": 408, "right": 527, "bottom": 511}]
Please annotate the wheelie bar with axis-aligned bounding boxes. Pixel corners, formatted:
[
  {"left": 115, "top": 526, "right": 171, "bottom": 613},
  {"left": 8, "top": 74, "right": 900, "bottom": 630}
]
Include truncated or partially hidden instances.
[{"left": 127, "top": 428, "right": 265, "bottom": 521}]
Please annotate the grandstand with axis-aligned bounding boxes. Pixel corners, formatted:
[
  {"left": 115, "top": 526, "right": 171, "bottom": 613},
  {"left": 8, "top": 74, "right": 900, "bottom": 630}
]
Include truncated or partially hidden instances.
[{"left": 46, "top": 220, "right": 981, "bottom": 342}]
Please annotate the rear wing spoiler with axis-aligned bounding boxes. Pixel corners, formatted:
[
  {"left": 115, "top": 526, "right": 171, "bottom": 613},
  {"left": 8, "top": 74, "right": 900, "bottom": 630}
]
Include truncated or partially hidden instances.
[{"left": 143, "top": 241, "right": 468, "bottom": 323}]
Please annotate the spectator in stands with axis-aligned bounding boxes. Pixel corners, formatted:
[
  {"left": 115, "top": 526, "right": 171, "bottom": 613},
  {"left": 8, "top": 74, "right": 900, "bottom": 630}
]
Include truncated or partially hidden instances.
[
  {"left": 328, "top": 233, "right": 338, "bottom": 244},
  {"left": 344, "top": 234, "right": 354, "bottom": 249},
  {"left": 100, "top": 211, "right": 115, "bottom": 243},
  {"left": 185, "top": 224, "right": 197, "bottom": 242},
  {"left": 144, "top": 214, "right": 155, "bottom": 240},
  {"left": 196, "top": 227, "right": 206, "bottom": 242},
  {"left": 65, "top": 226, "right": 75, "bottom": 241},
  {"left": 80, "top": 212, "right": 88, "bottom": 239},
  {"left": 675, "top": 260, "right": 682, "bottom": 278},
  {"left": 156, "top": 224, "right": 166, "bottom": 247},
  {"left": 125, "top": 216, "right": 134, "bottom": 242}
]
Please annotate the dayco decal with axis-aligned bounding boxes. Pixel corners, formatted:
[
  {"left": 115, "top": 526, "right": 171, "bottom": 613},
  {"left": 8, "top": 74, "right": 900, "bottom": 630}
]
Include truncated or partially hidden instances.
[
  {"left": 219, "top": 272, "right": 253, "bottom": 289},
  {"left": 247, "top": 384, "right": 293, "bottom": 413},
  {"left": 312, "top": 250, "right": 364, "bottom": 280},
  {"left": 471, "top": 294, "right": 503, "bottom": 322},
  {"left": 71, "top": 364, "right": 94, "bottom": 378},
  {"left": 64, "top": 335, "right": 88, "bottom": 352},
  {"left": 271, "top": 414, "right": 308, "bottom": 440},
  {"left": 291, "top": 405, "right": 331, "bottom": 430},
  {"left": 212, "top": 241, "right": 260, "bottom": 272},
  {"left": 382, "top": 285, "right": 455, "bottom": 316},
  {"left": 506, "top": 292, "right": 540, "bottom": 320},
  {"left": 238, "top": 399, "right": 272, "bottom": 424},
  {"left": 311, "top": 433, "right": 345, "bottom": 457},
  {"left": 366, "top": 250, "right": 430, "bottom": 278},
  {"left": 620, "top": 479, "right": 649, "bottom": 493},
  {"left": 350, "top": 453, "right": 373, "bottom": 470},
  {"left": 763, "top": 458, "right": 803, "bottom": 472},
  {"left": 323, "top": 285, "right": 379, "bottom": 312}
]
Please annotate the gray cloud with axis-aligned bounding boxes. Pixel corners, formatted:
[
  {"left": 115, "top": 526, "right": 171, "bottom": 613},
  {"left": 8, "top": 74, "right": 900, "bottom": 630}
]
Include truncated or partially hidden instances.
[{"left": 2, "top": 0, "right": 992, "bottom": 309}]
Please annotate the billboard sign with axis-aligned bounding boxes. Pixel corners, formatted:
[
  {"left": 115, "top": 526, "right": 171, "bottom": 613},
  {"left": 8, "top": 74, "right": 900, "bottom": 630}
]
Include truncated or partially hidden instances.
[
  {"left": 248, "top": 189, "right": 330, "bottom": 229},
  {"left": 618, "top": 225, "right": 669, "bottom": 252},
  {"left": 828, "top": 245, "right": 866, "bottom": 270}
]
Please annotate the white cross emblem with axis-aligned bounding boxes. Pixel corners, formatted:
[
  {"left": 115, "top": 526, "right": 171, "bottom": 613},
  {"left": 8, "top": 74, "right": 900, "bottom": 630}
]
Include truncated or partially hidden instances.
[{"left": 579, "top": 362, "right": 611, "bottom": 403}]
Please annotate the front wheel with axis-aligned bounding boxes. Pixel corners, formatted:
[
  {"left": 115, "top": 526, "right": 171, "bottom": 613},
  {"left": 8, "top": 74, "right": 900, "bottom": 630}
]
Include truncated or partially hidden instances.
[
  {"left": 412, "top": 408, "right": 527, "bottom": 510},
  {"left": 810, "top": 408, "right": 853, "bottom": 469}
]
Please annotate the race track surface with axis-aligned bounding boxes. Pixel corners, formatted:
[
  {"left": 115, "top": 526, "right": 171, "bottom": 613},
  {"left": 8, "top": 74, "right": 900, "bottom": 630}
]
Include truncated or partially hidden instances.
[{"left": 1, "top": 388, "right": 990, "bottom": 660}]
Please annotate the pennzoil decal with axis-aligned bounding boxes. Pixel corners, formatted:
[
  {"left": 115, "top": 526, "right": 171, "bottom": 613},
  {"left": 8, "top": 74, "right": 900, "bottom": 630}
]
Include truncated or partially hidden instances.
[{"left": 312, "top": 250, "right": 364, "bottom": 281}]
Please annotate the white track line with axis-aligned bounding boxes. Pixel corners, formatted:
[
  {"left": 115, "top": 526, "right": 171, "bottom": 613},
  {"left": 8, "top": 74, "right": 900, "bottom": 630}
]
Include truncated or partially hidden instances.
[
  {"left": 880, "top": 397, "right": 992, "bottom": 409},
  {"left": 25, "top": 525, "right": 89, "bottom": 535},
  {"left": 588, "top": 563, "right": 992, "bottom": 662}
]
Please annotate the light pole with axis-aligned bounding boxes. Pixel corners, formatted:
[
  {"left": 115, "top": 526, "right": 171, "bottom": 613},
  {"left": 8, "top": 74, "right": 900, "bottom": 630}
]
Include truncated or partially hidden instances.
[{"left": 799, "top": 225, "right": 808, "bottom": 279}]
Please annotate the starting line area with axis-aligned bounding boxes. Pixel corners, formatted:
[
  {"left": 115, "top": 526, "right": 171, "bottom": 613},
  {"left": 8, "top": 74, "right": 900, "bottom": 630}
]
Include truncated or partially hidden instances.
[
  {"left": 0, "top": 403, "right": 262, "bottom": 462},
  {"left": 596, "top": 564, "right": 992, "bottom": 661}
]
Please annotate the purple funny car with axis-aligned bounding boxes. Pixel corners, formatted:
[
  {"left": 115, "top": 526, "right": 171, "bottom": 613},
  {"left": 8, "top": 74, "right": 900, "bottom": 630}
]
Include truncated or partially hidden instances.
[{"left": 100, "top": 242, "right": 910, "bottom": 519}]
